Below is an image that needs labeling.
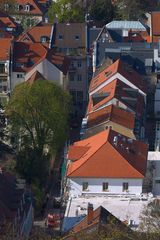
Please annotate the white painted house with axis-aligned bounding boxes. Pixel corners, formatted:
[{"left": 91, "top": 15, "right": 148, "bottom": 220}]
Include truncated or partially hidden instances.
[{"left": 66, "top": 129, "right": 148, "bottom": 198}]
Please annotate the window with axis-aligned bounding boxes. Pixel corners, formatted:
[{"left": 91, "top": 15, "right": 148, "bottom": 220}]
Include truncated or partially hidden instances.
[
  {"left": 17, "top": 74, "right": 23, "bottom": 78},
  {"left": 4, "top": 3, "right": 9, "bottom": 11},
  {"left": 77, "top": 74, "right": 82, "bottom": 81},
  {"left": 0, "top": 64, "right": 5, "bottom": 73},
  {"left": 24, "top": 4, "right": 30, "bottom": 11},
  {"left": 123, "top": 182, "right": 129, "bottom": 192},
  {"left": 102, "top": 182, "right": 108, "bottom": 191},
  {"left": 155, "top": 180, "right": 160, "bottom": 184},
  {"left": 16, "top": 62, "right": 24, "bottom": 68},
  {"left": 69, "top": 73, "right": 75, "bottom": 81},
  {"left": 75, "top": 35, "right": 80, "bottom": 40},
  {"left": 41, "top": 36, "right": 47, "bottom": 43},
  {"left": 82, "top": 182, "right": 88, "bottom": 191},
  {"left": 77, "top": 61, "right": 82, "bottom": 68},
  {"left": 70, "top": 90, "right": 76, "bottom": 103},
  {"left": 77, "top": 91, "right": 83, "bottom": 103},
  {"left": 71, "top": 61, "right": 74, "bottom": 67},
  {"left": 58, "top": 34, "right": 63, "bottom": 40}
]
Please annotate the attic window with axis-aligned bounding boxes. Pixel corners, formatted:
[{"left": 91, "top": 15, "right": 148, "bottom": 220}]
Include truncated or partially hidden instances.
[
  {"left": 75, "top": 35, "right": 80, "bottom": 40},
  {"left": 24, "top": 4, "right": 30, "bottom": 12},
  {"left": 105, "top": 71, "right": 112, "bottom": 77},
  {"left": 41, "top": 36, "right": 47, "bottom": 43},
  {"left": 4, "top": 3, "right": 9, "bottom": 11},
  {"left": 58, "top": 34, "right": 63, "bottom": 40}
]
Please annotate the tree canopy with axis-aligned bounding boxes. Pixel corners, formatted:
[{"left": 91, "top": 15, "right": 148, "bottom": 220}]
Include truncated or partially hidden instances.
[
  {"left": 0, "top": 0, "right": 16, "bottom": 13},
  {"left": 88, "top": 0, "right": 115, "bottom": 24},
  {"left": 48, "top": 0, "right": 85, "bottom": 23},
  {"left": 6, "top": 80, "right": 70, "bottom": 184},
  {"left": 114, "top": 0, "right": 159, "bottom": 20}
]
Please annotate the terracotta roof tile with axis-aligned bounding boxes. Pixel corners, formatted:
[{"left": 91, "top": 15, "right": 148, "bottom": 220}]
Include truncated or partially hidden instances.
[
  {"left": 13, "top": 42, "right": 70, "bottom": 75},
  {"left": 87, "top": 105, "right": 135, "bottom": 130},
  {"left": 0, "top": 38, "right": 12, "bottom": 60},
  {"left": 0, "top": 11, "right": 18, "bottom": 28},
  {"left": 17, "top": 22, "right": 53, "bottom": 47},
  {"left": 68, "top": 146, "right": 90, "bottom": 161},
  {"left": 69, "top": 206, "right": 124, "bottom": 235},
  {"left": 16, "top": 0, "right": 46, "bottom": 15},
  {"left": 151, "top": 12, "right": 160, "bottom": 36},
  {"left": 13, "top": 42, "right": 47, "bottom": 72},
  {"left": 67, "top": 129, "right": 148, "bottom": 178},
  {"left": 87, "top": 79, "right": 145, "bottom": 116},
  {"left": 89, "top": 59, "right": 146, "bottom": 94}
]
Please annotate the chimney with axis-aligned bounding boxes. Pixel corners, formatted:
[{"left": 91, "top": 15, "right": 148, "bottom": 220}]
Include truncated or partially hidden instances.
[{"left": 87, "top": 203, "right": 94, "bottom": 224}]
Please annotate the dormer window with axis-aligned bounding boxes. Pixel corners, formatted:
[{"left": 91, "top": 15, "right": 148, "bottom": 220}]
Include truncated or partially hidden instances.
[
  {"left": 41, "top": 36, "right": 47, "bottom": 43},
  {"left": 58, "top": 34, "right": 63, "bottom": 40},
  {"left": 4, "top": 4, "right": 9, "bottom": 11},
  {"left": 24, "top": 4, "right": 30, "bottom": 12},
  {"left": 75, "top": 35, "right": 80, "bottom": 40},
  {"left": 16, "top": 4, "right": 20, "bottom": 11}
]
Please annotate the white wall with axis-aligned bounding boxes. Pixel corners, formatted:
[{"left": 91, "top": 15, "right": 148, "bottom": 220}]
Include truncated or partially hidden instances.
[
  {"left": 93, "top": 98, "right": 134, "bottom": 114},
  {"left": 68, "top": 178, "right": 143, "bottom": 197},
  {"left": 11, "top": 72, "right": 25, "bottom": 90},
  {"left": 25, "top": 59, "right": 64, "bottom": 85},
  {"left": 11, "top": 59, "right": 64, "bottom": 90}
]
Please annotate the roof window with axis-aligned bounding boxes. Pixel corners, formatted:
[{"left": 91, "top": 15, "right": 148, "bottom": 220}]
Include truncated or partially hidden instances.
[
  {"left": 75, "top": 35, "right": 80, "bottom": 40},
  {"left": 58, "top": 34, "right": 63, "bottom": 40},
  {"left": 41, "top": 36, "right": 48, "bottom": 43}
]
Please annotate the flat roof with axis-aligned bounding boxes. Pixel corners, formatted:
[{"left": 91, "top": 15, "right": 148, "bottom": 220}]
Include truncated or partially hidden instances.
[{"left": 62, "top": 196, "right": 152, "bottom": 232}]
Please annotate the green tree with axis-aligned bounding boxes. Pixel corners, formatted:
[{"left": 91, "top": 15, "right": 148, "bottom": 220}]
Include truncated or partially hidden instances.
[
  {"left": 88, "top": 0, "right": 115, "bottom": 24},
  {"left": 6, "top": 80, "right": 70, "bottom": 185},
  {"left": 48, "top": 0, "right": 85, "bottom": 23},
  {"left": 140, "top": 199, "right": 160, "bottom": 234},
  {"left": 114, "top": 0, "right": 156, "bottom": 20}
]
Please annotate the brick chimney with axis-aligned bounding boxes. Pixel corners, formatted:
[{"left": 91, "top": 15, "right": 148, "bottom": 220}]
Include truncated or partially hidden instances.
[{"left": 87, "top": 203, "right": 94, "bottom": 224}]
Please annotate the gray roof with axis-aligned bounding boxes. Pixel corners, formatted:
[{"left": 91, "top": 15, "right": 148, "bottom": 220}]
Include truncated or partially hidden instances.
[{"left": 106, "top": 21, "right": 146, "bottom": 31}]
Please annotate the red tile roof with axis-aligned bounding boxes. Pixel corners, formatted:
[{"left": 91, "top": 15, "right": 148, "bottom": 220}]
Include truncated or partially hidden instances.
[
  {"left": 87, "top": 105, "right": 135, "bottom": 130},
  {"left": 87, "top": 79, "right": 145, "bottom": 117},
  {"left": 0, "top": 39, "right": 12, "bottom": 60},
  {"left": 67, "top": 129, "right": 148, "bottom": 178},
  {"left": 151, "top": 12, "right": 160, "bottom": 35},
  {"left": 0, "top": 11, "right": 18, "bottom": 28},
  {"left": 17, "top": 22, "right": 52, "bottom": 47},
  {"left": 13, "top": 42, "right": 70, "bottom": 75},
  {"left": 89, "top": 59, "right": 146, "bottom": 94},
  {"left": 16, "top": 0, "right": 46, "bottom": 15},
  {"left": 67, "top": 206, "right": 122, "bottom": 236}
]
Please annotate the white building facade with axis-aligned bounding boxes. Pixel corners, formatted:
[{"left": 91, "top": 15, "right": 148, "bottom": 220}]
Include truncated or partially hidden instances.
[{"left": 68, "top": 177, "right": 143, "bottom": 198}]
